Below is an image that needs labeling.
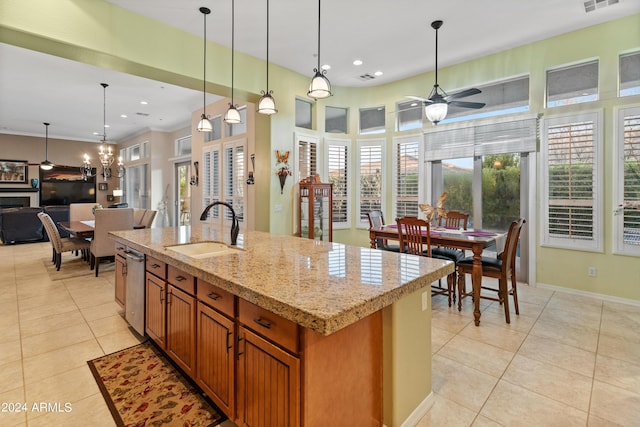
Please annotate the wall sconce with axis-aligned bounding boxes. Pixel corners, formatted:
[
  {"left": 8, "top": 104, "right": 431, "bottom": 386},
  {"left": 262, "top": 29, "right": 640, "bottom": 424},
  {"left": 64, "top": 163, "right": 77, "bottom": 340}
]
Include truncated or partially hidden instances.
[
  {"left": 189, "top": 161, "right": 199, "bottom": 186},
  {"left": 246, "top": 154, "right": 255, "bottom": 185}
]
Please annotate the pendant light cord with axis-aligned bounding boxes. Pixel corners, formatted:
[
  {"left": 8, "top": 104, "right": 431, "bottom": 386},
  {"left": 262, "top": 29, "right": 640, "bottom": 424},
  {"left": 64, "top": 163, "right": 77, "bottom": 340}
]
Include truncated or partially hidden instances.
[
  {"left": 265, "top": 0, "right": 270, "bottom": 91},
  {"left": 231, "top": 0, "right": 235, "bottom": 104},
  {"left": 434, "top": 24, "right": 439, "bottom": 88},
  {"left": 101, "top": 83, "right": 108, "bottom": 143},
  {"left": 317, "top": 0, "right": 321, "bottom": 71},
  {"left": 44, "top": 122, "right": 49, "bottom": 160}
]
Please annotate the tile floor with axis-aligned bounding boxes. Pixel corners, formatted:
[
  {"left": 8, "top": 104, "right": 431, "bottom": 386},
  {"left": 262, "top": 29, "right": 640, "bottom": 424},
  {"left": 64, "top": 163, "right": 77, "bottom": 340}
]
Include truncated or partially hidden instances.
[{"left": 0, "top": 242, "right": 639, "bottom": 426}]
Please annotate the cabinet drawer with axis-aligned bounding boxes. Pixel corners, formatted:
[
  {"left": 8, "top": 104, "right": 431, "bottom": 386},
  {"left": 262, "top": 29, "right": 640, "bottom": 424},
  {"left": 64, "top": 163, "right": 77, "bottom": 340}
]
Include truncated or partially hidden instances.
[
  {"left": 239, "top": 299, "right": 299, "bottom": 354},
  {"left": 197, "top": 279, "right": 235, "bottom": 318},
  {"left": 167, "top": 265, "right": 195, "bottom": 295},
  {"left": 115, "top": 242, "right": 127, "bottom": 257},
  {"left": 146, "top": 256, "right": 166, "bottom": 280}
]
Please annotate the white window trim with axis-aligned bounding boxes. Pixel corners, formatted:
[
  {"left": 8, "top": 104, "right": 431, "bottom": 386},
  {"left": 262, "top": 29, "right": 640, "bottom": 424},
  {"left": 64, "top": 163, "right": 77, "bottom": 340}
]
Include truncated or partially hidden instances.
[
  {"left": 325, "top": 138, "right": 351, "bottom": 229},
  {"left": 540, "top": 110, "right": 603, "bottom": 252},
  {"left": 613, "top": 104, "right": 640, "bottom": 256},
  {"left": 356, "top": 138, "right": 385, "bottom": 228},
  {"left": 393, "top": 134, "right": 424, "bottom": 220}
]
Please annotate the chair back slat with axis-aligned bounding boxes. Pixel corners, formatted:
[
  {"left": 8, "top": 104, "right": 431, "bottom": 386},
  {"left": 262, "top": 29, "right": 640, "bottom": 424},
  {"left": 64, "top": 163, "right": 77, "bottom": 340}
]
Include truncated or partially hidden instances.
[
  {"left": 439, "top": 211, "right": 469, "bottom": 230},
  {"left": 396, "top": 216, "right": 431, "bottom": 256}
]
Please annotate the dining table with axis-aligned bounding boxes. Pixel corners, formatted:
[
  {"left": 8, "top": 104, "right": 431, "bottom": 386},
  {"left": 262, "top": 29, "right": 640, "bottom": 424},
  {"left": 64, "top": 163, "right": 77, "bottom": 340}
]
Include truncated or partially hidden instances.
[
  {"left": 369, "top": 224, "right": 503, "bottom": 326},
  {"left": 58, "top": 220, "right": 95, "bottom": 239}
]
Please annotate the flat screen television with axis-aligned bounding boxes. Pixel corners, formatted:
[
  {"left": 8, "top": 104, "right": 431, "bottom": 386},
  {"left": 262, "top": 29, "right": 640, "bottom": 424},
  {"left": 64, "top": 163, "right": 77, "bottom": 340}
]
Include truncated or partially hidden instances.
[{"left": 39, "top": 165, "right": 97, "bottom": 206}]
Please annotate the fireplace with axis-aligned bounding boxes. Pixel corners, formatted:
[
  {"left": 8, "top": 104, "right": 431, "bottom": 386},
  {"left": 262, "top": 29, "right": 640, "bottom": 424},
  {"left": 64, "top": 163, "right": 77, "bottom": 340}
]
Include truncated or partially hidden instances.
[{"left": 0, "top": 196, "right": 31, "bottom": 208}]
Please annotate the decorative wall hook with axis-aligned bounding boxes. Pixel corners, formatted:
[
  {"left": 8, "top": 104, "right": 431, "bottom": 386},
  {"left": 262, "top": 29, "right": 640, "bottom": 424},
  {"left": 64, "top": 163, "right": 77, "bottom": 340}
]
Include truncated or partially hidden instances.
[{"left": 189, "top": 161, "right": 199, "bottom": 186}]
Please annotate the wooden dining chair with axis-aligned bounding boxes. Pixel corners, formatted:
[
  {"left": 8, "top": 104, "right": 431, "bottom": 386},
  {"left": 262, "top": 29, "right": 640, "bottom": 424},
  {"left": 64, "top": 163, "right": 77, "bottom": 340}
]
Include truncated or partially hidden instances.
[
  {"left": 457, "top": 218, "right": 526, "bottom": 323},
  {"left": 367, "top": 210, "right": 400, "bottom": 252},
  {"left": 396, "top": 216, "right": 454, "bottom": 306},
  {"left": 432, "top": 210, "right": 470, "bottom": 301},
  {"left": 38, "top": 212, "right": 91, "bottom": 271}
]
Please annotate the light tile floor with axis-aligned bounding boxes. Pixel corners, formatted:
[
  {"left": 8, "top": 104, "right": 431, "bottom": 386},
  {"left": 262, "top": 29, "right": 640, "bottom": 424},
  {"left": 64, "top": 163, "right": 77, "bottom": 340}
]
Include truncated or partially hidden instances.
[{"left": 1, "top": 242, "right": 639, "bottom": 426}]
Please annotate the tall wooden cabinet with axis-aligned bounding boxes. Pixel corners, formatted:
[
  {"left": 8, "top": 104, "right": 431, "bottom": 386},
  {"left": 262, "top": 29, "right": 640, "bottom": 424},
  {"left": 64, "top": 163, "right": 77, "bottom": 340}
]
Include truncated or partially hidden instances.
[{"left": 298, "top": 182, "right": 333, "bottom": 242}]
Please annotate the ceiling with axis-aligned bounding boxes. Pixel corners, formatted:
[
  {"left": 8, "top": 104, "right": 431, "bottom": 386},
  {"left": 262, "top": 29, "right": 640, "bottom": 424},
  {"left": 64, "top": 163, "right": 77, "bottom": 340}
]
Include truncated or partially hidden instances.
[{"left": 1, "top": 0, "right": 639, "bottom": 143}]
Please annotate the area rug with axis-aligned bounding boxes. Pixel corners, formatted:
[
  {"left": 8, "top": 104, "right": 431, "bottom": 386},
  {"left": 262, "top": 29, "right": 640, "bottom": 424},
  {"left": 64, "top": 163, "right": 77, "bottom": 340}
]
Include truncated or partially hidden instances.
[{"left": 87, "top": 342, "right": 224, "bottom": 427}]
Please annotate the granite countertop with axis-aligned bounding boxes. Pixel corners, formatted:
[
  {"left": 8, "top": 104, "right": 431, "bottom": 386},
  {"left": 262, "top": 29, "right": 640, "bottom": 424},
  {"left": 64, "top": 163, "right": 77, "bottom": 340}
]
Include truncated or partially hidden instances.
[{"left": 110, "top": 224, "right": 453, "bottom": 336}]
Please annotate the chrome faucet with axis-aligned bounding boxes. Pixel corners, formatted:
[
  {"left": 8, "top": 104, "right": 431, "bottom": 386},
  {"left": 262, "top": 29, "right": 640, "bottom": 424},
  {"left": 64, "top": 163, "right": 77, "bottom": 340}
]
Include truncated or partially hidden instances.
[{"left": 200, "top": 201, "right": 240, "bottom": 245}]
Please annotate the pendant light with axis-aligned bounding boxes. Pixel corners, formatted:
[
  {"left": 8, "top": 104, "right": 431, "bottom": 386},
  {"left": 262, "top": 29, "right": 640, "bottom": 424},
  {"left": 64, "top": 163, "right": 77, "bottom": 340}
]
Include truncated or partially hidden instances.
[
  {"left": 307, "top": 0, "right": 332, "bottom": 100},
  {"left": 224, "top": 0, "right": 241, "bottom": 124},
  {"left": 257, "top": 0, "right": 277, "bottom": 115},
  {"left": 197, "top": 6, "right": 213, "bottom": 132},
  {"left": 40, "top": 122, "right": 54, "bottom": 170}
]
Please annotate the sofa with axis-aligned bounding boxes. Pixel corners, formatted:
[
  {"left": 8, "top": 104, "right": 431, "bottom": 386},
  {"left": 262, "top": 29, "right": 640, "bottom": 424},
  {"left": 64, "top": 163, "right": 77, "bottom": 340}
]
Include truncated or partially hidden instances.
[{"left": 0, "top": 206, "right": 70, "bottom": 244}]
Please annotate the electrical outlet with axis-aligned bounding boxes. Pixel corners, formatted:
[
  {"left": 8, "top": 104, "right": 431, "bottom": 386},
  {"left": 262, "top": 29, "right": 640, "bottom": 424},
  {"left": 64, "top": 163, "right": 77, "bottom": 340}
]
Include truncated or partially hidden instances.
[
  {"left": 588, "top": 266, "right": 597, "bottom": 277},
  {"left": 422, "top": 291, "right": 428, "bottom": 311}
]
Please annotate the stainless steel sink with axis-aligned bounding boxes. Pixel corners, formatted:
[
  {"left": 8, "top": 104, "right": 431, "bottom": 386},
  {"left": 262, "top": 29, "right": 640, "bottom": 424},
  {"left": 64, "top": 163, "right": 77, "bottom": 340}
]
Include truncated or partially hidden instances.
[{"left": 165, "top": 241, "right": 241, "bottom": 259}]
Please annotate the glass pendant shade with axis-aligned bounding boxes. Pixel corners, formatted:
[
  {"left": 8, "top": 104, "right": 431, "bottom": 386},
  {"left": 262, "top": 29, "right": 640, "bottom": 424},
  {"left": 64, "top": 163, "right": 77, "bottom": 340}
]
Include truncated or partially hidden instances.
[
  {"left": 197, "top": 114, "right": 213, "bottom": 132},
  {"left": 224, "top": 104, "right": 242, "bottom": 124},
  {"left": 257, "top": 92, "right": 277, "bottom": 115},
  {"left": 425, "top": 101, "right": 448, "bottom": 125},
  {"left": 40, "top": 161, "right": 54, "bottom": 170},
  {"left": 308, "top": 70, "right": 332, "bottom": 99}
]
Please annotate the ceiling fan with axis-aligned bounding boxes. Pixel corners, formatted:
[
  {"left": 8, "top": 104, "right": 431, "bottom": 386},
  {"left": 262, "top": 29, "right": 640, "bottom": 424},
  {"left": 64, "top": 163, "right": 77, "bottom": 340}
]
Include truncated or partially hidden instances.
[{"left": 408, "top": 20, "right": 485, "bottom": 125}]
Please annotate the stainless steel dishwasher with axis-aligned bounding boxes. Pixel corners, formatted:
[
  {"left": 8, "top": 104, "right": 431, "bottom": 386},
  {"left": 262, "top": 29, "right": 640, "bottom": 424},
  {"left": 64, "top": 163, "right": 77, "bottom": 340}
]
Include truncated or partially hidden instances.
[{"left": 123, "top": 247, "right": 146, "bottom": 335}]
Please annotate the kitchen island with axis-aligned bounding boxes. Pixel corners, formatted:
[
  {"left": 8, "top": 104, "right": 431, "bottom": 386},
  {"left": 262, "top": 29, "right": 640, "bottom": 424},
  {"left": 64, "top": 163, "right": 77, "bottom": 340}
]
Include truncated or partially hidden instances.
[{"left": 111, "top": 224, "right": 453, "bottom": 427}]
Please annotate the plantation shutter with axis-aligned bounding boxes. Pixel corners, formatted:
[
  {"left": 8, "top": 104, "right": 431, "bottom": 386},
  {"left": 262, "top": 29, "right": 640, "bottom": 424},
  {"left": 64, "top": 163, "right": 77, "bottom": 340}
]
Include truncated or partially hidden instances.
[
  {"left": 358, "top": 140, "right": 383, "bottom": 225},
  {"left": 202, "top": 146, "right": 220, "bottom": 218},
  {"left": 327, "top": 140, "right": 349, "bottom": 226},
  {"left": 395, "top": 138, "right": 420, "bottom": 218},
  {"left": 618, "top": 109, "right": 640, "bottom": 253}
]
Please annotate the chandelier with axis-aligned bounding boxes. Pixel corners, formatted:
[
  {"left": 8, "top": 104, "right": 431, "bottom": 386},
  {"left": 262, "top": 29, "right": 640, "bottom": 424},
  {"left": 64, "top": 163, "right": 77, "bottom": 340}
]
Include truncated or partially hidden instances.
[{"left": 80, "top": 83, "right": 126, "bottom": 181}]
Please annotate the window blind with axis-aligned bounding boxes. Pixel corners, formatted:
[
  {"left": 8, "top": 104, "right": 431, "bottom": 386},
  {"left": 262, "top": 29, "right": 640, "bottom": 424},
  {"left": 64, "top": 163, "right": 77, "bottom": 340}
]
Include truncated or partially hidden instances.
[
  {"left": 622, "top": 112, "right": 640, "bottom": 248},
  {"left": 297, "top": 139, "right": 317, "bottom": 181},
  {"left": 395, "top": 138, "right": 420, "bottom": 218},
  {"left": 358, "top": 140, "right": 383, "bottom": 224},
  {"left": 327, "top": 141, "right": 349, "bottom": 225}
]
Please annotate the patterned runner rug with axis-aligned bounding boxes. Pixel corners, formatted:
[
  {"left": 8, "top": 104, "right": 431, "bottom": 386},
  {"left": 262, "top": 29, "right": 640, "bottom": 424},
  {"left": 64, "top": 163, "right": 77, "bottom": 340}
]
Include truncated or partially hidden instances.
[{"left": 88, "top": 341, "right": 225, "bottom": 427}]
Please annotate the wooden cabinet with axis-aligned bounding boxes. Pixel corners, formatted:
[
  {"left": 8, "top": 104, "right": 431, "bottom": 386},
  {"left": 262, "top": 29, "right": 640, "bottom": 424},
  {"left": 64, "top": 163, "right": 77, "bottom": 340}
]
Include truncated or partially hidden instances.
[
  {"left": 145, "top": 272, "right": 166, "bottom": 348},
  {"left": 236, "top": 327, "right": 300, "bottom": 427},
  {"left": 298, "top": 182, "right": 333, "bottom": 242},
  {"left": 114, "top": 254, "right": 126, "bottom": 309},
  {"left": 197, "top": 302, "right": 235, "bottom": 416},
  {"left": 167, "top": 284, "right": 196, "bottom": 376}
]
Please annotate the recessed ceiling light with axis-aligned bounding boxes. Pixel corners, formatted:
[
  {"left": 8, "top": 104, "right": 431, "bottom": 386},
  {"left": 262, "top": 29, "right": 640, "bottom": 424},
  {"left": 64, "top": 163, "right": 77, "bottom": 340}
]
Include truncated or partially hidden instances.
[
  {"left": 92, "top": 131, "right": 99, "bottom": 135},
  {"left": 104, "top": 125, "right": 110, "bottom": 128},
  {"left": 120, "top": 114, "right": 127, "bottom": 118},
  {"left": 374, "top": 71, "right": 383, "bottom": 76},
  {"left": 140, "top": 101, "right": 148, "bottom": 105},
  {"left": 321, "top": 64, "right": 331, "bottom": 71},
  {"left": 353, "top": 59, "right": 363, "bottom": 66}
]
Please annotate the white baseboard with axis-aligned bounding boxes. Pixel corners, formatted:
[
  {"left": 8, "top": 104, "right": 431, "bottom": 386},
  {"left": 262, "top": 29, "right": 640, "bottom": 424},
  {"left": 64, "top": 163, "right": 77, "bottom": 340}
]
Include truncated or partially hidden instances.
[
  {"left": 382, "top": 391, "right": 435, "bottom": 427},
  {"left": 536, "top": 282, "right": 640, "bottom": 307}
]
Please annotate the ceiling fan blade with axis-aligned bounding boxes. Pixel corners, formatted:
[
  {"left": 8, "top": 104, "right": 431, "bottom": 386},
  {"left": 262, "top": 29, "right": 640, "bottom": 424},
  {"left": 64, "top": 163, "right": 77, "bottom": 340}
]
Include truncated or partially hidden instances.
[
  {"left": 406, "top": 95, "right": 431, "bottom": 103},
  {"left": 449, "top": 100, "right": 486, "bottom": 109},
  {"left": 446, "top": 88, "right": 481, "bottom": 100}
]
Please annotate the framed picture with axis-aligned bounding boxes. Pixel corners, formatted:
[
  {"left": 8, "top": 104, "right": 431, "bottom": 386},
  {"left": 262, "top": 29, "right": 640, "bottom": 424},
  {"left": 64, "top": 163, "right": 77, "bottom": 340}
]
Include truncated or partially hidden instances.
[
  {"left": 98, "top": 182, "right": 108, "bottom": 191},
  {"left": 0, "top": 160, "right": 28, "bottom": 184}
]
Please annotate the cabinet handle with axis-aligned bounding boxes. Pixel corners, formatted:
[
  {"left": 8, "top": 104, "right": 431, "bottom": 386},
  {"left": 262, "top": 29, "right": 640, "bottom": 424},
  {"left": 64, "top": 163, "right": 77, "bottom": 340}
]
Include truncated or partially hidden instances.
[
  {"left": 206, "top": 292, "right": 221, "bottom": 301},
  {"left": 226, "top": 330, "right": 232, "bottom": 352},
  {"left": 159, "top": 288, "right": 164, "bottom": 303},
  {"left": 254, "top": 318, "right": 272, "bottom": 329},
  {"left": 175, "top": 275, "right": 186, "bottom": 282},
  {"left": 151, "top": 263, "right": 160, "bottom": 268}
]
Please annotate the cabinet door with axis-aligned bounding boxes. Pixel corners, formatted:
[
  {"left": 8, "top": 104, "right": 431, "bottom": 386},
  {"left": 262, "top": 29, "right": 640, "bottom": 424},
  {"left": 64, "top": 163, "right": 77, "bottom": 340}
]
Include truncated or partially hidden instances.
[
  {"left": 196, "top": 302, "right": 235, "bottom": 417},
  {"left": 167, "top": 284, "right": 196, "bottom": 376},
  {"left": 115, "top": 255, "right": 126, "bottom": 308},
  {"left": 145, "top": 273, "right": 166, "bottom": 348},
  {"left": 236, "top": 327, "right": 300, "bottom": 427}
]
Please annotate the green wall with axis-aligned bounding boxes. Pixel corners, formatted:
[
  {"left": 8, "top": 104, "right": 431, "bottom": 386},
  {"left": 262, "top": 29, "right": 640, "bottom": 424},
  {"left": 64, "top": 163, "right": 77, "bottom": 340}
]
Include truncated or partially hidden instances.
[{"left": 1, "top": 1, "right": 640, "bottom": 301}]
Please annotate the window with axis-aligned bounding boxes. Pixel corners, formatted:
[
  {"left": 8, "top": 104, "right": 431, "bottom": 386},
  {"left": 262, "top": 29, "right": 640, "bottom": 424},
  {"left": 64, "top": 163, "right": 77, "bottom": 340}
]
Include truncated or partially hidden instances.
[
  {"left": 443, "top": 76, "right": 530, "bottom": 124},
  {"left": 202, "top": 145, "right": 221, "bottom": 218},
  {"left": 123, "top": 142, "right": 148, "bottom": 162},
  {"left": 357, "top": 139, "right": 384, "bottom": 226},
  {"left": 296, "top": 134, "right": 318, "bottom": 182},
  {"left": 205, "top": 116, "right": 222, "bottom": 142},
  {"left": 224, "top": 140, "right": 245, "bottom": 222},
  {"left": 541, "top": 111, "right": 603, "bottom": 251},
  {"left": 359, "top": 106, "right": 385, "bottom": 134},
  {"left": 546, "top": 60, "right": 599, "bottom": 107},
  {"left": 396, "top": 100, "right": 423, "bottom": 131},
  {"left": 327, "top": 139, "right": 350, "bottom": 227},
  {"left": 325, "top": 106, "right": 348, "bottom": 133},
  {"left": 614, "top": 106, "right": 640, "bottom": 255},
  {"left": 620, "top": 52, "right": 640, "bottom": 97},
  {"left": 393, "top": 136, "right": 420, "bottom": 218},
  {"left": 123, "top": 164, "right": 149, "bottom": 209},
  {"left": 296, "top": 98, "right": 313, "bottom": 129},
  {"left": 175, "top": 136, "right": 191, "bottom": 156},
  {"left": 225, "top": 107, "right": 247, "bottom": 137}
]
